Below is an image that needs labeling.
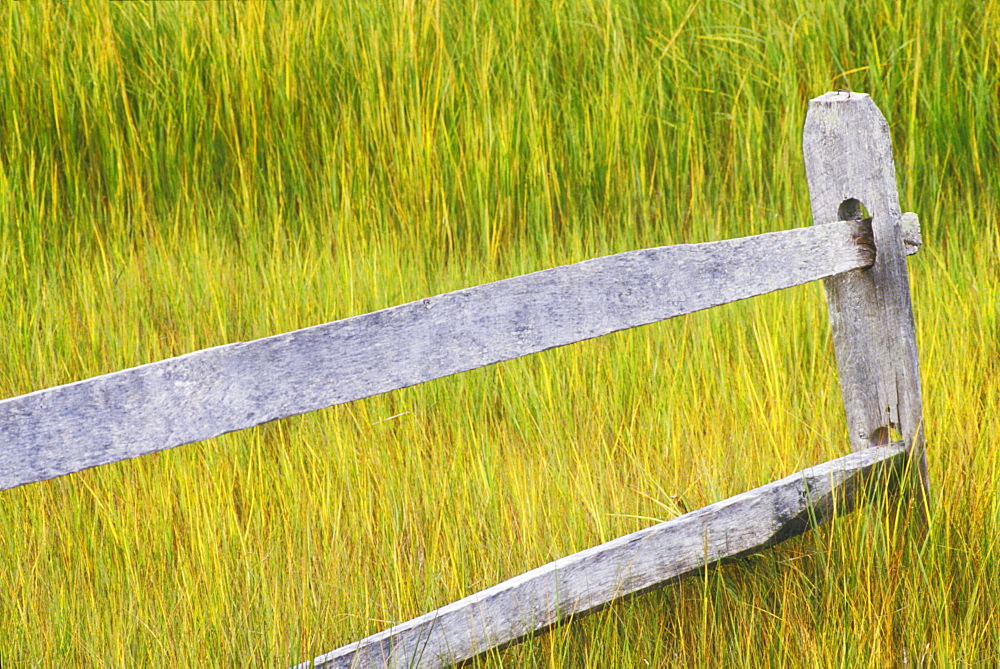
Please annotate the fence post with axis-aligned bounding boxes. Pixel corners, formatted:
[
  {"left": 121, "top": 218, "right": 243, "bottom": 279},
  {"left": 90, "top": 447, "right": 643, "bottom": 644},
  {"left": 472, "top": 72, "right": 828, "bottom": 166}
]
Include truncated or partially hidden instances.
[{"left": 802, "top": 91, "right": 928, "bottom": 493}]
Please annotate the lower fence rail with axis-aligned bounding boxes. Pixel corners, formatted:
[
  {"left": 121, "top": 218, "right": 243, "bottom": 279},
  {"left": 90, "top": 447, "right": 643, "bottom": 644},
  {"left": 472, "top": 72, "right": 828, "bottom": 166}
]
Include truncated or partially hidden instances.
[{"left": 297, "top": 442, "right": 908, "bottom": 669}]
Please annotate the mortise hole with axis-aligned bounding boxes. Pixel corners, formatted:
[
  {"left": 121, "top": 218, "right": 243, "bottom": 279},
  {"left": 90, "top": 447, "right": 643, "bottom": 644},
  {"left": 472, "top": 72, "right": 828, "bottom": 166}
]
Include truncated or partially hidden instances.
[
  {"left": 870, "top": 427, "right": 889, "bottom": 446},
  {"left": 838, "top": 198, "right": 871, "bottom": 221},
  {"left": 870, "top": 426, "right": 903, "bottom": 446},
  {"left": 840, "top": 198, "right": 875, "bottom": 266}
]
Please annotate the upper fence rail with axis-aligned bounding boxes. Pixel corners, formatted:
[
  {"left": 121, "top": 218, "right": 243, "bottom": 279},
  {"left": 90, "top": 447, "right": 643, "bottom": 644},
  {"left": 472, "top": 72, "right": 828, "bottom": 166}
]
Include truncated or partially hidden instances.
[{"left": 0, "top": 215, "right": 920, "bottom": 491}]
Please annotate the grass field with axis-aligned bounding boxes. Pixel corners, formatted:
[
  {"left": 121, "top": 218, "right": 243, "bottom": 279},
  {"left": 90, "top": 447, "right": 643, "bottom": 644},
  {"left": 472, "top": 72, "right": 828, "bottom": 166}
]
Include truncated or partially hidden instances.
[{"left": 1, "top": 1, "right": 998, "bottom": 665}]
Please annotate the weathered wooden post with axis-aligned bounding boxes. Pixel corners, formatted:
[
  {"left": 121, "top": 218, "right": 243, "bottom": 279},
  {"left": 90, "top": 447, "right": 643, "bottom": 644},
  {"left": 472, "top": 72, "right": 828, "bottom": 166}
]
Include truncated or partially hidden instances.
[{"left": 802, "top": 91, "right": 928, "bottom": 492}]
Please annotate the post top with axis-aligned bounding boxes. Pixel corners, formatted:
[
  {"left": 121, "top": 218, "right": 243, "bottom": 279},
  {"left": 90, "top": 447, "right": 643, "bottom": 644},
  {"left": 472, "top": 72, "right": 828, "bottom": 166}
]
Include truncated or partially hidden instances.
[{"left": 811, "top": 90, "right": 871, "bottom": 104}]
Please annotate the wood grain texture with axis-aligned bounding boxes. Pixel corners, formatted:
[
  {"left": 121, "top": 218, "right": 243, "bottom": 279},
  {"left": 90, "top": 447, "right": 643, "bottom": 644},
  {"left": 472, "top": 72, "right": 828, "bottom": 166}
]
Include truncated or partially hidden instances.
[
  {"left": 802, "top": 92, "right": 927, "bottom": 489},
  {"left": 297, "top": 443, "right": 908, "bottom": 669},
  {"left": 0, "top": 220, "right": 894, "bottom": 491}
]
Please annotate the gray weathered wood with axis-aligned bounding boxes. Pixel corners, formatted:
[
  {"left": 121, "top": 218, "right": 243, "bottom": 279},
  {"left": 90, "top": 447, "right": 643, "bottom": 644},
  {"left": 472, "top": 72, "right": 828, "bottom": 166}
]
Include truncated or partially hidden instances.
[
  {"left": 802, "top": 92, "right": 928, "bottom": 490},
  {"left": 0, "top": 218, "right": 918, "bottom": 492},
  {"left": 296, "top": 442, "right": 908, "bottom": 669}
]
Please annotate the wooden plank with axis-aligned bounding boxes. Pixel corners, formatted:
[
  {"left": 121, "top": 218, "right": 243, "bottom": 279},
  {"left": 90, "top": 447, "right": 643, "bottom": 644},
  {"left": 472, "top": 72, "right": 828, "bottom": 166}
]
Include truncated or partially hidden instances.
[
  {"left": 296, "top": 442, "right": 909, "bottom": 669},
  {"left": 802, "top": 92, "right": 928, "bottom": 490},
  {"left": 0, "top": 219, "right": 917, "bottom": 491}
]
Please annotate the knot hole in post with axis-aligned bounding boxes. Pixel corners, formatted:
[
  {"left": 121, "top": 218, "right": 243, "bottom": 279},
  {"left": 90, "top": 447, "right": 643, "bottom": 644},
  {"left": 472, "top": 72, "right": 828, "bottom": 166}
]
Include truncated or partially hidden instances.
[{"left": 839, "top": 198, "right": 875, "bottom": 267}]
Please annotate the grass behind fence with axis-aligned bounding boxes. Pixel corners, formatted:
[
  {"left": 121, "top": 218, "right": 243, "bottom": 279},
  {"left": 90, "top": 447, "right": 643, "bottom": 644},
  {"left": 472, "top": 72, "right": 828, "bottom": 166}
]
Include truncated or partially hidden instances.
[{"left": 0, "top": 0, "right": 998, "bottom": 665}]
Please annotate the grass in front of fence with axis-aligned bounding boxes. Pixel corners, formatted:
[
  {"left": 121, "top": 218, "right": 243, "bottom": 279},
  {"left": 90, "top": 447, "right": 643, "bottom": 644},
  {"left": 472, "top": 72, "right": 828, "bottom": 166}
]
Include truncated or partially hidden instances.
[{"left": 1, "top": 0, "right": 998, "bottom": 665}]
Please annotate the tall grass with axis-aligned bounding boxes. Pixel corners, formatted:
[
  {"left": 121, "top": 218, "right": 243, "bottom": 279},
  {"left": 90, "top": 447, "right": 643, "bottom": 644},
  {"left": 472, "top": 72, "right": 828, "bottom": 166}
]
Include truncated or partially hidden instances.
[{"left": 0, "top": 0, "right": 997, "bottom": 665}]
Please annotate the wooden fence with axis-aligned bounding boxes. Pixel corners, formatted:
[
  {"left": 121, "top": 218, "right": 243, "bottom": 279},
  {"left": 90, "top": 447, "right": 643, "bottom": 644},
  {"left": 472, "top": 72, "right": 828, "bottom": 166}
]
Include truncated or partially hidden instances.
[{"left": 1, "top": 92, "right": 926, "bottom": 667}]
